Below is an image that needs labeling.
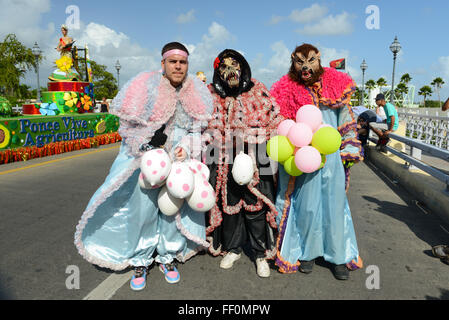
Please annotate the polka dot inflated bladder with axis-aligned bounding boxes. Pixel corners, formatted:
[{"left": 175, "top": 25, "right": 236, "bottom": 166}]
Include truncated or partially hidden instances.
[
  {"left": 140, "top": 149, "right": 172, "bottom": 187},
  {"left": 187, "top": 168, "right": 216, "bottom": 213},
  {"left": 158, "top": 186, "right": 185, "bottom": 216},
  {"left": 166, "top": 162, "right": 195, "bottom": 199},
  {"left": 138, "top": 172, "right": 166, "bottom": 190},
  {"left": 188, "top": 159, "right": 210, "bottom": 181}
]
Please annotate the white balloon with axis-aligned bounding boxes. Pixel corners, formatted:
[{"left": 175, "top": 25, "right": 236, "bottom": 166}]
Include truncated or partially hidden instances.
[
  {"left": 138, "top": 172, "right": 165, "bottom": 190},
  {"left": 140, "top": 149, "right": 171, "bottom": 187},
  {"left": 187, "top": 171, "right": 216, "bottom": 213},
  {"left": 232, "top": 152, "right": 255, "bottom": 185},
  {"left": 188, "top": 159, "right": 210, "bottom": 181},
  {"left": 157, "top": 186, "right": 184, "bottom": 216},
  {"left": 166, "top": 162, "right": 195, "bottom": 199}
]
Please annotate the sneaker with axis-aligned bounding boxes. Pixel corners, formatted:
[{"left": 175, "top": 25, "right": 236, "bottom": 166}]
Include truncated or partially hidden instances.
[
  {"left": 159, "top": 263, "right": 180, "bottom": 284},
  {"left": 256, "top": 258, "right": 270, "bottom": 278},
  {"left": 130, "top": 267, "right": 147, "bottom": 291},
  {"left": 299, "top": 260, "right": 315, "bottom": 274},
  {"left": 333, "top": 264, "right": 350, "bottom": 280},
  {"left": 220, "top": 252, "right": 242, "bottom": 269},
  {"left": 380, "top": 145, "right": 388, "bottom": 153}
]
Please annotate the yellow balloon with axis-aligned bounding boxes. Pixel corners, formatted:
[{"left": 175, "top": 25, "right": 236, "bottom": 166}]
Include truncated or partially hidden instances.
[
  {"left": 267, "top": 136, "right": 295, "bottom": 163},
  {"left": 284, "top": 156, "right": 303, "bottom": 176},
  {"left": 312, "top": 127, "right": 342, "bottom": 155}
]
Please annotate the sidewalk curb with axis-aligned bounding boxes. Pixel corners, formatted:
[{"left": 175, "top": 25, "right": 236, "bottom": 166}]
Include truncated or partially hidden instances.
[{"left": 365, "top": 145, "right": 449, "bottom": 226}]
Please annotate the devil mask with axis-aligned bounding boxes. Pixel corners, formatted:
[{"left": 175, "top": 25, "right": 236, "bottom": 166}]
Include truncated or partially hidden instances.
[
  {"left": 212, "top": 49, "right": 254, "bottom": 98},
  {"left": 288, "top": 44, "right": 324, "bottom": 87}
]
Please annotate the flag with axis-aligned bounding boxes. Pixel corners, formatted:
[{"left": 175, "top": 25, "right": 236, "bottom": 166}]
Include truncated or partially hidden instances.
[{"left": 330, "top": 58, "right": 346, "bottom": 70}]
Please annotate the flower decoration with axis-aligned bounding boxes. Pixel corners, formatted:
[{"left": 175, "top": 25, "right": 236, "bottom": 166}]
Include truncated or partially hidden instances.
[
  {"left": 64, "top": 92, "right": 79, "bottom": 108},
  {"left": 55, "top": 56, "right": 73, "bottom": 73},
  {"left": 39, "top": 103, "right": 59, "bottom": 116},
  {"left": 214, "top": 57, "right": 221, "bottom": 70},
  {"left": 81, "top": 94, "right": 93, "bottom": 111},
  {"left": 0, "top": 124, "right": 11, "bottom": 149},
  {"left": 84, "top": 83, "right": 95, "bottom": 99},
  {"left": 105, "top": 114, "right": 120, "bottom": 133}
]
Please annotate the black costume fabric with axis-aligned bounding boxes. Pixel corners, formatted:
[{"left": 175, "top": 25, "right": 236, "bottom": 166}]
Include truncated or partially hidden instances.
[{"left": 206, "top": 49, "right": 283, "bottom": 259}]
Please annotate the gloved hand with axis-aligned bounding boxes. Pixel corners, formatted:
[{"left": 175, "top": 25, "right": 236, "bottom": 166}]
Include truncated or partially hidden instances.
[{"left": 140, "top": 125, "right": 167, "bottom": 152}]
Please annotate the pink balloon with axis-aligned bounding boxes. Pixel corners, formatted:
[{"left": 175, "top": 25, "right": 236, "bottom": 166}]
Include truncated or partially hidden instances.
[
  {"left": 296, "top": 105, "right": 323, "bottom": 132},
  {"left": 294, "top": 146, "right": 322, "bottom": 173},
  {"left": 277, "top": 119, "right": 296, "bottom": 136},
  {"left": 287, "top": 123, "right": 313, "bottom": 148}
]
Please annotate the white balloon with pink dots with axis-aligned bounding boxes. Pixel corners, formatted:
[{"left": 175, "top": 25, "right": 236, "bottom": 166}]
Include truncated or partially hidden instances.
[
  {"left": 188, "top": 159, "right": 210, "bottom": 181},
  {"left": 186, "top": 167, "right": 216, "bottom": 213},
  {"left": 140, "top": 149, "right": 172, "bottom": 187},
  {"left": 166, "top": 162, "right": 195, "bottom": 199}
]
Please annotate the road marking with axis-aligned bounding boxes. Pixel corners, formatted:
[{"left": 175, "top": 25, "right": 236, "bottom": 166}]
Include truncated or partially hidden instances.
[
  {"left": 0, "top": 145, "right": 120, "bottom": 176},
  {"left": 83, "top": 271, "right": 133, "bottom": 300}
]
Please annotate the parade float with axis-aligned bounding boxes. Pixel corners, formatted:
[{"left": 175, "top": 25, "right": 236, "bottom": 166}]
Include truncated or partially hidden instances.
[{"left": 0, "top": 25, "right": 121, "bottom": 164}]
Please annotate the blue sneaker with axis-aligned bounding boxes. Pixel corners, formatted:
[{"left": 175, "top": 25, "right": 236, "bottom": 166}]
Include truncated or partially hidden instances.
[
  {"left": 159, "top": 263, "right": 180, "bottom": 284},
  {"left": 130, "top": 267, "right": 147, "bottom": 291}
]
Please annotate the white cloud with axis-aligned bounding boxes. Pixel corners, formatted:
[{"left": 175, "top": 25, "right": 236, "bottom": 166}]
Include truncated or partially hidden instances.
[
  {"left": 176, "top": 9, "right": 196, "bottom": 24},
  {"left": 268, "top": 15, "right": 284, "bottom": 25},
  {"left": 289, "top": 4, "right": 328, "bottom": 24},
  {"left": 297, "top": 12, "right": 354, "bottom": 36}
]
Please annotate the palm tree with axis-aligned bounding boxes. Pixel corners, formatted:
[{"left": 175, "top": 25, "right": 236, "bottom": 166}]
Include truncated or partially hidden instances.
[
  {"left": 430, "top": 77, "right": 445, "bottom": 109},
  {"left": 376, "top": 77, "right": 388, "bottom": 94},
  {"left": 400, "top": 73, "right": 412, "bottom": 85},
  {"left": 418, "top": 85, "right": 433, "bottom": 107},
  {"left": 395, "top": 83, "right": 409, "bottom": 107}
]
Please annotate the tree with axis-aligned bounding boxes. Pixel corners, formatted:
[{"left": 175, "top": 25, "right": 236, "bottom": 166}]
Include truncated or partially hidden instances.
[
  {"left": 430, "top": 77, "right": 445, "bottom": 109},
  {"left": 0, "top": 34, "right": 41, "bottom": 99},
  {"left": 376, "top": 77, "right": 388, "bottom": 95},
  {"left": 365, "top": 79, "right": 376, "bottom": 91},
  {"left": 400, "top": 73, "right": 412, "bottom": 85},
  {"left": 89, "top": 60, "right": 118, "bottom": 100},
  {"left": 418, "top": 85, "right": 433, "bottom": 107},
  {"left": 395, "top": 83, "right": 409, "bottom": 107}
]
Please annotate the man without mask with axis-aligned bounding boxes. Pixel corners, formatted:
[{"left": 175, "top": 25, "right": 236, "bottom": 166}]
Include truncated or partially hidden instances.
[
  {"left": 270, "top": 43, "right": 364, "bottom": 281},
  {"left": 205, "top": 49, "right": 284, "bottom": 278}
]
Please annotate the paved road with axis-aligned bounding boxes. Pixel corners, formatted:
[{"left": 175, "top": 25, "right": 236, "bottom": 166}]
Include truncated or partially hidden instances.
[{"left": 0, "top": 143, "right": 448, "bottom": 300}]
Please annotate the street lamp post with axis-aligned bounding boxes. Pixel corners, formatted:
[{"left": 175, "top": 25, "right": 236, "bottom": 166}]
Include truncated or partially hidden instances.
[
  {"left": 115, "top": 60, "right": 121, "bottom": 89},
  {"left": 360, "top": 59, "right": 368, "bottom": 106},
  {"left": 389, "top": 36, "right": 401, "bottom": 104},
  {"left": 32, "top": 42, "right": 42, "bottom": 102}
]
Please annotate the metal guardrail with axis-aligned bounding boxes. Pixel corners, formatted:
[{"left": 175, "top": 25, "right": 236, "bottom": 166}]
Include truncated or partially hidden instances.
[
  {"left": 369, "top": 133, "right": 449, "bottom": 192},
  {"left": 398, "top": 112, "right": 449, "bottom": 150}
]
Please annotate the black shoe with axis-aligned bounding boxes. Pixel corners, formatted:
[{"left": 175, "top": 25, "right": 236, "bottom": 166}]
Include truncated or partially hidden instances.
[
  {"left": 333, "top": 264, "right": 349, "bottom": 280},
  {"left": 299, "top": 260, "right": 315, "bottom": 274}
]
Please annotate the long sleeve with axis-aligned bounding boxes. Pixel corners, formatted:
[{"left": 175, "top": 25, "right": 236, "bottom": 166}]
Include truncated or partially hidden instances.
[{"left": 338, "top": 104, "right": 363, "bottom": 163}]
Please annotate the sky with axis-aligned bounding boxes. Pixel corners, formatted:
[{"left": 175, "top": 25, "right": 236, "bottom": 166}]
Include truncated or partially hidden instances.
[{"left": 1, "top": 0, "right": 449, "bottom": 103}]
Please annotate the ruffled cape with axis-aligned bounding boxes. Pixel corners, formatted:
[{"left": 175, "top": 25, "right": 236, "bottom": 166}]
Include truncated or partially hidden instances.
[{"left": 270, "top": 67, "right": 356, "bottom": 119}]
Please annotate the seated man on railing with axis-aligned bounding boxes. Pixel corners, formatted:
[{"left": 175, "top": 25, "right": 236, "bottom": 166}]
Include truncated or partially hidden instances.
[{"left": 370, "top": 93, "right": 399, "bottom": 153}]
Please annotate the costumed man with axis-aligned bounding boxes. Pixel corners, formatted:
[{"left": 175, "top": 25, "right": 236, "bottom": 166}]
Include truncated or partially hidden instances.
[
  {"left": 205, "top": 49, "right": 283, "bottom": 278},
  {"left": 74, "top": 42, "right": 214, "bottom": 291},
  {"left": 270, "top": 43, "right": 363, "bottom": 280}
]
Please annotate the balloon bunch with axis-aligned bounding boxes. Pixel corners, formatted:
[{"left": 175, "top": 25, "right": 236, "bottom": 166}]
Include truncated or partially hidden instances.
[
  {"left": 139, "top": 149, "right": 216, "bottom": 216},
  {"left": 267, "top": 105, "right": 342, "bottom": 176}
]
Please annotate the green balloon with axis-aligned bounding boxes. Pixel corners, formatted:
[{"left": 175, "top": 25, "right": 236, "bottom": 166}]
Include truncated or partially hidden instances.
[
  {"left": 319, "top": 155, "right": 327, "bottom": 169},
  {"left": 283, "top": 156, "right": 303, "bottom": 177},
  {"left": 267, "top": 136, "right": 295, "bottom": 163},
  {"left": 312, "top": 127, "right": 342, "bottom": 155}
]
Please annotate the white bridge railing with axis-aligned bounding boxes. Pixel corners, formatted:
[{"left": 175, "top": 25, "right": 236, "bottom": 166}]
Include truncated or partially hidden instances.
[{"left": 398, "top": 112, "right": 449, "bottom": 151}]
